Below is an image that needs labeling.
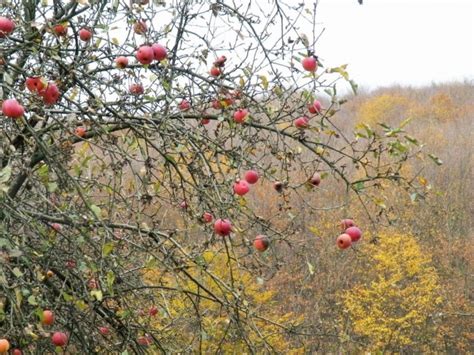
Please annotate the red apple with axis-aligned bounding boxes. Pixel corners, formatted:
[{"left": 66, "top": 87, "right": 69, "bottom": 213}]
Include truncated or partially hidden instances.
[
  {"left": 273, "top": 181, "right": 283, "bottom": 192},
  {"left": 340, "top": 219, "right": 355, "bottom": 230},
  {"left": 99, "top": 327, "right": 110, "bottom": 336},
  {"left": 211, "top": 99, "right": 222, "bottom": 110},
  {"left": 310, "top": 172, "right": 321, "bottom": 186},
  {"left": 51, "top": 223, "right": 62, "bottom": 232},
  {"left": 0, "top": 339, "right": 10, "bottom": 353},
  {"left": 12, "top": 348, "right": 22, "bottom": 355},
  {"left": 26, "top": 77, "right": 45, "bottom": 93},
  {"left": 233, "top": 180, "right": 250, "bottom": 196},
  {"left": 244, "top": 170, "right": 259, "bottom": 184},
  {"left": 137, "top": 334, "right": 152, "bottom": 346},
  {"left": 213, "top": 55, "right": 227, "bottom": 67},
  {"left": 51, "top": 332, "right": 68, "bottom": 347},
  {"left": 336, "top": 234, "right": 352, "bottom": 249},
  {"left": 133, "top": 20, "right": 147, "bottom": 35},
  {"left": 210, "top": 66, "right": 221, "bottom": 77},
  {"left": 65, "top": 259, "right": 76, "bottom": 269},
  {"left": 78, "top": 28, "right": 92, "bottom": 41},
  {"left": 115, "top": 56, "right": 129, "bottom": 69},
  {"left": 253, "top": 235, "right": 270, "bottom": 252},
  {"left": 2, "top": 99, "right": 24, "bottom": 118},
  {"left": 129, "top": 83, "right": 144, "bottom": 95},
  {"left": 214, "top": 218, "right": 232, "bottom": 236},
  {"left": 178, "top": 100, "right": 191, "bottom": 111},
  {"left": 294, "top": 116, "right": 309, "bottom": 129},
  {"left": 345, "top": 226, "right": 362, "bottom": 242},
  {"left": 40, "top": 82, "right": 60, "bottom": 105},
  {"left": 42, "top": 310, "right": 55, "bottom": 326},
  {"left": 151, "top": 44, "right": 167, "bottom": 61},
  {"left": 201, "top": 117, "right": 211, "bottom": 125},
  {"left": 302, "top": 56, "right": 317, "bottom": 72},
  {"left": 149, "top": 306, "right": 158, "bottom": 316},
  {"left": 53, "top": 24, "right": 68, "bottom": 37},
  {"left": 135, "top": 45, "right": 154, "bottom": 65},
  {"left": 75, "top": 126, "right": 86, "bottom": 137},
  {"left": 0, "top": 17, "right": 15, "bottom": 38},
  {"left": 233, "top": 109, "right": 248, "bottom": 123},
  {"left": 308, "top": 99, "right": 322, "bottom": 114},
  {"left": 179, "top": 200, "right": 188, "bottom": 209},
  {"left": 202, "top": 212, "right": 213, "bottom": 223}
]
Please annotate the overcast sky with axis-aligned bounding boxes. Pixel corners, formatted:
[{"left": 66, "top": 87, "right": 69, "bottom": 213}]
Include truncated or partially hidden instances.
[{"left": 315, "top": 0, "right": 474, "bottom": 91}]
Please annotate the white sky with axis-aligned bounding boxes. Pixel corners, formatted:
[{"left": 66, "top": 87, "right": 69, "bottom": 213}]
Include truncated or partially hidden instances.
[{"left": 315, "top": 0, "right": 474, "bottom": 91}]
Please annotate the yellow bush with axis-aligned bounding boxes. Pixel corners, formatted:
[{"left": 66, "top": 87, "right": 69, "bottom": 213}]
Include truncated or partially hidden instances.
[
  {"left": 357, "top": 93, "right": 416, "bottom": 127},
  {"left": 341, "top": 232, "right": 442, "bottom": 351}
]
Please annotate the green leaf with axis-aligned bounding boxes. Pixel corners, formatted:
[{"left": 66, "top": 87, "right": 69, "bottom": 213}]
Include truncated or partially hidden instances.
[
  {"left": 306, "top": 261, "right": 315, "bottom": 275},
  {"left": 47, "top": 182, "right": 58, "bottom": 193},
  {"left": 428, "top": 154, "right": 443, "bottom": 166},
  {"left": 27, "top": 295, "right": 38, "bottom": 306},
  {"left": 102, "top": 242, "right": 115, "bottom": 257},
  {"left": 90, "top": 290, "right": 103, "bottom": 302},
  {"left": 12, "top": 267, "right": 23, "bottom": 278},
  {"left": 0, "top": 166, "right": 11, "bottom": 183},
  {"left": 90, "top": 204, "right": 101, "bottom": 218}
]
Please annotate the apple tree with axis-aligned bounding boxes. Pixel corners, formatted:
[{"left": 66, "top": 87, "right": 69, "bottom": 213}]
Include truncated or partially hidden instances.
[{"left": 0, "top": 0, "right": 426, "bottom": 353}]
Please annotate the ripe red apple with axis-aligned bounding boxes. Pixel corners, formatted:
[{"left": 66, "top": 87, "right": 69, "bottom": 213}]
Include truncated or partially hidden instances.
[
  {"left": 308, "top": 99, "right": 322, "bottom": 114},
  {"left": 12, "top": 348, "right": 22, "bottom": 355},
  {"left": 273, "top": 181, "right": 283, "bottom": 192},
  {"left": 201, "top": 117, "right": 211, "bottom": 125},
  {"left": 211, "top": 99, "right": 222, "bottom": 110},
  {"left": 75, "top": 126, "right": 86, "bottom": 137},
  {"left": 51, "top": 332, "right": 68, "bottom": 347},
  {"left": 213, "top": 55, "right": 227, "bottom": 67},
  {"left": 133, "top": 20, "right": 147, "bottom": 34},
  {"left": 0, "top": 17, "right": 15, "bottom": 38},
  {"left": 2, "top": 99, "right": 24, "bottom": 118},
  {"left": 78, "top": 28, "right": 92, "bottom": 41},
  {"left": 294, "top": 116, "right": 309, "bottom": 129},
  {"left": 178, "top": 100, "right": 191, "bottom": 111},
  {"left": 345, "top": 226, "right": 362, "bottom": 242},
  {"left": 40, "top": 82, "right": 60, "bottom": 105},
  {"left": 42, "top": 310, "right": 55, "bottom": 326},
  {"left": 210, "top": 66, "right": 221, "bottom": 77},
  {"left": 0, "top": 339, "right": 10, "bottom": 353},
  {"left": 137, "top": 334, "right": 152, "bottom": 346},
  {"left": 214, "top": 218, "right": 232, "bottom": 236},
  {"left": 26, "top": 77, "right": 45, "bottom": 93},
  {"left": 340, "top": 219, "right": 355, "bottom": 230},
  {"left": 135, "top": 45, "right": 154, "bottom": 65},
  {"left": 53, "top": 24, "right": 68, "bottom": 37},
  {"left": 233, "top": 180, "right": 250, "bottom": 196},
  {"left": 301, "top": 56, "right": 318, "bottom": 72},
  {"left": 99, "top": 327, "right": 110, "bottom": 336},
  {"left": 202, "top": 212, "right": 213, "bottom": 223},
  {"left": 310, "top": 172, "right": 321, "bottom": 186},
  {"left": 149, "top": 306, "right": 158, "bottom": 316},
  {"left": 244, "top": 170, "right": 259, "bottom": 184},
  {"left": 233, "top": 109, "right": 248, "bottom": 123},
  {"left": 253, "top": 235, "right": 270, "bottom": 252},
  {"left": 336, "top": 233, "right": 352, "bottom": 249},
  {"left": 51, "top": 223, "right": 62, "bottom": 232},
  {"left": 151, "top": 44, "right": 167, "bottom": 61},
  {"left": 115, "top": 56, "right": 129, "bottom": 68},
  {"left": 129, "top": 83, "right": 144, "bottom": 95}
]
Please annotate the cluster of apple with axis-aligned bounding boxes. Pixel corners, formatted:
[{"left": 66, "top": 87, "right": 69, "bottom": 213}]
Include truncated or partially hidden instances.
[
  {"left": 210, "top": 55, "right": 226, "bottom": 77},
  {"left": 197, "top": 170, "right": 270, "bottom": 251},
  {"left": 0, "top": 310, "right": 70, "bottom": 353},
  {"left": 336, "top": 219, "right": 362, "bottom": 249}
]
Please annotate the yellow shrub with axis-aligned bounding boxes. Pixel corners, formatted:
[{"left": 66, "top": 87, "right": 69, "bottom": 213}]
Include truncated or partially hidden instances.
[{"left": 341, "top": 232, "right": 442, "bottom": 351}]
